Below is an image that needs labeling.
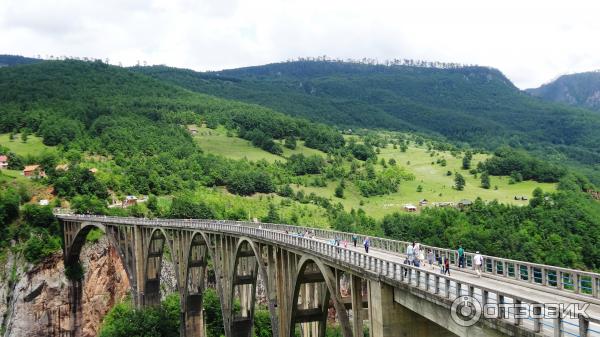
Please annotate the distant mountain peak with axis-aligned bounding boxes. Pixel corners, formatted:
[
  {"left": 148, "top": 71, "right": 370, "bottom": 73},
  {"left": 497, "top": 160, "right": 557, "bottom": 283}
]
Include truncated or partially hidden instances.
[{"left": 527, "top": 71, "right": 600, "bottom": 111}]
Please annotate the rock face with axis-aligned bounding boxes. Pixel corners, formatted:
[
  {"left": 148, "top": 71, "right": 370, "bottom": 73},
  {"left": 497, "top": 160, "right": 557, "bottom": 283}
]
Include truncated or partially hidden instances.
[{"left": 1, "top": 237, "right": 130, "bottom": 337}]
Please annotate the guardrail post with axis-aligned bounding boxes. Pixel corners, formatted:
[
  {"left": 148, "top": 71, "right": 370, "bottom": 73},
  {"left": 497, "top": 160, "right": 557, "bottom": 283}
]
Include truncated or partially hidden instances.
[
  {"left": 497, "top": 295, "right": 505, "bottom": 319},
  {"left": 435, "top": 276, "right": 440, "bottom": 294},
  {"left": 445, "top": 279, "right": 451, "bottom": 298},
  {"left": 554, "top": 309, "right": 562, "bottom": 337},
  {"left": 558, "top": 271, "right": 564, "bottom": 290},
  {"left": 514, "top": 299, "right": 522, "bottom": 326},
  {"left": 456, "top": 282, "right": 461, "bottom": 297},
  {"left": 579, "top": 314, "right": 589, "bottom": 337},
  {"left": 533, "top": 305, "right": 542, "bottom": 333},
  {"left": 575, "top": 274, "right": 581, "bottom": 294}
]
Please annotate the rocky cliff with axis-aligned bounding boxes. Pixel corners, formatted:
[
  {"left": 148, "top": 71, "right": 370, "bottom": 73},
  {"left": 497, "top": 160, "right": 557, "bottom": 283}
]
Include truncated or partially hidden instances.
[{"left": 0, "top": 237, "right": 130, "bottom": 337}]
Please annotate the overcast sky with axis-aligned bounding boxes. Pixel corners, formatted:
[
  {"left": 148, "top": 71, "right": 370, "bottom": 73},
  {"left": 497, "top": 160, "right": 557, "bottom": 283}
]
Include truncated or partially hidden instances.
[{"left": 1, "top": 0, "right": 599, "bottom": 89}]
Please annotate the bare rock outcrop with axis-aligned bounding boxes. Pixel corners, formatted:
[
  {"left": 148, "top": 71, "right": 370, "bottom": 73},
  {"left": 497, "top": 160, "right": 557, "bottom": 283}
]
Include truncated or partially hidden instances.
[{"left": 2, "top": 236, "right": 130, "bottom": 337}]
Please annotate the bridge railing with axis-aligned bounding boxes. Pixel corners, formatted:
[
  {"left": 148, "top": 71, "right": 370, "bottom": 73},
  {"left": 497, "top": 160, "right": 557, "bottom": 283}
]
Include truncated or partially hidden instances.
[
  {"left": 211, "top": 219, "right": 600, "bottom": 300},
  {"left": 58, "top": 214, "right": 600, "bottom": 299},
  {"left": 58, "top": 214, "right": 600, "bottom": 337},
  {"left": 191, "top": 221, "right": 600, "bottom": 337}
]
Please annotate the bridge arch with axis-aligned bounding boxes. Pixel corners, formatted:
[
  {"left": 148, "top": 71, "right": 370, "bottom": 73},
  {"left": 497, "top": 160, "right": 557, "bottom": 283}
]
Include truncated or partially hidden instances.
[
  {"left": 142, "top": 227, "right": 177, "bottom": 306},
  {"left": 181, "top": 230, "right": 216, "bottom": 336},
  {"left": 65, "top": 222, "right": 105, "bottom": 266},
  {"left": 228, "top": 237, "right": 279, "bottom": 337},
  {"left": 289, "top": 256, "right": 352, "bottom": 337}
]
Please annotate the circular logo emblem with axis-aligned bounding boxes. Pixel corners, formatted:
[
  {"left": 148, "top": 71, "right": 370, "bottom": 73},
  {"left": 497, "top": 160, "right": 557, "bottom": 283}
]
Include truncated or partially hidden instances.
[{"left": 451, "top": 295, "right": 482, "bottom": 327}]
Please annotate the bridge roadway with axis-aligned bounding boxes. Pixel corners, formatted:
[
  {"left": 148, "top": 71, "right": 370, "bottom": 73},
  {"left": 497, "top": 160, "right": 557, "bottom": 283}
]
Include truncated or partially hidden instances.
[{"left": 58, "top": 214, "right": 600, "bottom": 337}]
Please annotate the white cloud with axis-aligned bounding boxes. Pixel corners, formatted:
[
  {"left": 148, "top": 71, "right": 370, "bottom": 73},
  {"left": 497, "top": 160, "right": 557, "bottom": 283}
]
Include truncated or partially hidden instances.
[{"left": 1, "top": 0, "right": 599, "bottom": 88}]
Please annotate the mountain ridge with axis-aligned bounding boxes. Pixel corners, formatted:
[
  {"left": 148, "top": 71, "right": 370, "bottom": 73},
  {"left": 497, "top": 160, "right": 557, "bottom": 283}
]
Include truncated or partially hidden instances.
[{"left": 527, "top": 71, "right": 600, "bottom": 111}]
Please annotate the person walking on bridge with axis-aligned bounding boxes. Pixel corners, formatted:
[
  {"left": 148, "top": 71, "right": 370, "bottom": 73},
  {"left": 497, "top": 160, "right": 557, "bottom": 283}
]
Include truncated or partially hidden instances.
[
  {"left": 458, "top": 244, "right": 465, "bottom": 268},
  {"left": 474, "top": 251, "right": 483, "bottom": 277},
  {"left": 364, "top": 237, "right": 370, "bottom": 253},
  {"left": 406, "top": 242, "right": 415, "bottom": 265},
  {"left": 352, "top": 234, "right": 358, "bottom": 247}
]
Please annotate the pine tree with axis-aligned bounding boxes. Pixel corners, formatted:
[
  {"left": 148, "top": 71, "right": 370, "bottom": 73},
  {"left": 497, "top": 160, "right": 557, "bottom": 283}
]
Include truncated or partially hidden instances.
[
  {"left": 454, "top": 173, "right": 466, "bottom": 191},
  {"left": 481, "top": 172, "right": 491, "bottom": 189}
]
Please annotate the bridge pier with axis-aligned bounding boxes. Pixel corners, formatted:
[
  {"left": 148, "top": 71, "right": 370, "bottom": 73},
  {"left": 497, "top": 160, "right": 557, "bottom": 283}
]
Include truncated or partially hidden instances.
[{"left": 368, "top": 281, "right": 456, "bottom": 337}]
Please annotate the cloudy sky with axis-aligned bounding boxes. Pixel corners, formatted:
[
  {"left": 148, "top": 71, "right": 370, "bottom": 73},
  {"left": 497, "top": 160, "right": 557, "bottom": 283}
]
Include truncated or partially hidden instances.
[{"left": 1, "top": 0, "right": 599, "bottom": 88}]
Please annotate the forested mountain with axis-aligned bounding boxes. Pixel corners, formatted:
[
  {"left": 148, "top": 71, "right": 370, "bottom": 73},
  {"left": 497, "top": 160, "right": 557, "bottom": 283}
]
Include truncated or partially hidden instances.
[
  {"left": 527, "top": 71, "right": 600, "bottom": 111},
  {"left": 0, "top": 54, "right": 42, "bottom": 67},
  {"left": 134, "top": 61, "right": 600, "bottom": 183}
]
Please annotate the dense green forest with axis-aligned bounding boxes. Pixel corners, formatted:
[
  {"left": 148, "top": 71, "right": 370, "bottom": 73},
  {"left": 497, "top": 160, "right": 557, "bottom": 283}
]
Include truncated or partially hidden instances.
[{"left": 134, "top": 61, "right": 600, "bottom": 185}]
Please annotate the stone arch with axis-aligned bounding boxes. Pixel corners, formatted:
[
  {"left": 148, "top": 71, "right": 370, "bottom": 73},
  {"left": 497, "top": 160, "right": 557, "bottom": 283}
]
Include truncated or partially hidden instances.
[
  {"left": 289, "top": 257, "right": 352, "bottom": 337},
  {"left": 142, "top": 227, "right": 175, "bottom": 306}
]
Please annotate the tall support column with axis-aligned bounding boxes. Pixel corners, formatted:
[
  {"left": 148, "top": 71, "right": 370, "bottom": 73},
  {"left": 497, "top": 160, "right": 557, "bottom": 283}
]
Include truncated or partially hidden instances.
[
  {"left": 368, "top": 281, "right": 454, "bottom": 337},
  {"left": 134, "top": 224, "right": 145, "bottom": 308},
  {"left": 266, "top": 245, "right": 280, "bottom": 337},
  {"left": 351, "top": 276, "right": 363, "bottom": 337}
]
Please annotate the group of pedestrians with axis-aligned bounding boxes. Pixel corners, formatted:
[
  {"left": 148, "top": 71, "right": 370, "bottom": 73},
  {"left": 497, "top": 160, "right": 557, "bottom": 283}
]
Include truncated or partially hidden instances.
[
  {"left": 401, "top": 241, "right": 485, "bottom": 278},
  {"left": 456, "top": 243, "right": 484, "bottom": 276},
  {"left": 328, "top": 231, "right": 485, "bottom": 280}
]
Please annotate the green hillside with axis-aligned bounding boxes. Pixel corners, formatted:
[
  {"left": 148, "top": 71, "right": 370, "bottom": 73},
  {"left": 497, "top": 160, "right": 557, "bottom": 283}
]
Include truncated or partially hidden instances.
[{"left": 134, "top": 61, "right": 600, "bottom": 184}]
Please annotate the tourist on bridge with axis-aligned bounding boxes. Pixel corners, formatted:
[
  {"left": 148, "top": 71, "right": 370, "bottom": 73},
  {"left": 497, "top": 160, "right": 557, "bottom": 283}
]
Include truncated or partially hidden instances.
[
  {"left": 427, "top": 249, "right": 434, "bottom": 268},
  {"left": 474, "top": 251, "right": 483, "bottom": 277},
  {"left": 442, "top": 256, "right": 450, "bottom": 275},
  {"left": 414, "top": 242, "right": 421, "bottom": 265},
  {"left": 458, "top": 244, "right": 465, "bottom": 268},
  {"left": 363, "top": 237, "right": 370, "bottom": 253},
  {"left": 352, "top": 234, "right": 358, "bottom": 247},
  {"left": 406, "top": 242, "right": 415, "bottom": 265}
]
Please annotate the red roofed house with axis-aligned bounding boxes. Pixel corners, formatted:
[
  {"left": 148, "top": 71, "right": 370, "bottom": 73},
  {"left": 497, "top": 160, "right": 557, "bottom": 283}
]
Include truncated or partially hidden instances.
[
  {"left": 23, "top": 165, "right": 46, "bottom": 178},
  {"left": 0, "top": 155, "right": 7, "bottom": 169}
]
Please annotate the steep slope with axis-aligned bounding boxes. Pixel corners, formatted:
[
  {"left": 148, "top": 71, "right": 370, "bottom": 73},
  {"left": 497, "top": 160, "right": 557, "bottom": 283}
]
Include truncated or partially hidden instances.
[
  {"left": 527, "top": 71, "right": 600, "bottom": 111},
  {"left": 134, "top": 61, "right": 600, "bottom": 182}
]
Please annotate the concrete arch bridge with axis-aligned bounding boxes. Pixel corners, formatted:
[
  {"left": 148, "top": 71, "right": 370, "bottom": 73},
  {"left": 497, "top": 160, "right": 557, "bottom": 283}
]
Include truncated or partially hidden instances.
[{"left": 58, "top": 215, "right": 600, "bottom": 337}]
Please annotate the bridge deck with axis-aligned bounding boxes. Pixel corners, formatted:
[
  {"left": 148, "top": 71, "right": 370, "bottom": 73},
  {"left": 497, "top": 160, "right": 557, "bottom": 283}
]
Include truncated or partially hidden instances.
[{"left": 311, "top": 236, "right": 600, "bottom": 337}]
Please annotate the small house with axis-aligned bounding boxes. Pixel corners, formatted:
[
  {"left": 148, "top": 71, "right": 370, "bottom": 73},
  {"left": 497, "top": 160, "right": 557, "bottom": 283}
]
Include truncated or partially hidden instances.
[
  {"left": 0, "top": 155, "right": 7, "bottom": 169},
  {"left": 23, "top": 165, "right": 46, "bottom": 178},
  {"left": 403, "top": 204, "right": 417, "bottom": 212},
  {"left": 419, "top": 199, "right": 428, "bottom": 206},
  {"left": 458, "top": 199, "right": 473, "bottom": 209},
  {"left": 122, "top": 195, "right": 138, "bottom": 207}
]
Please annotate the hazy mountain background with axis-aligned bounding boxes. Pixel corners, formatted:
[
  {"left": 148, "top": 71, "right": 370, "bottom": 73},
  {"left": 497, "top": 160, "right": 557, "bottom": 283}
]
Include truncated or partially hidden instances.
[{"left": 527, "top": 71, "right": 600, "bottom": 111}]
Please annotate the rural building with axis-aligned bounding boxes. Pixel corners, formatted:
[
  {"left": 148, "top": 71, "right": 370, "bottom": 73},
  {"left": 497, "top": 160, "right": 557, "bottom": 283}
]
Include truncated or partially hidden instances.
[
  {"left": 0, "top": 155, "right": 8, "bottom": 169},
  {"left": 89, "top": 168, "right": 98, "bottom": 174},
  {"left": 458, "top": 199, "right": 473, "bottom": 209},
  {"left": 404, "top": 204, "right": 417, "bottom": 212},
  {"left": 122, "top": 195, "right": 138, "bottom": 207},
  {"left": 433, "top": 202, "right": 454, "bottom": 208},
  {"left": 39, "top": 199, "right": 49, "bottom": 206},
  {"left": 23, "top": 165, "right": 46, "bottom": 178},
  {"left": 419, "top": 199, "right": 428, "bottom": 206}
]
